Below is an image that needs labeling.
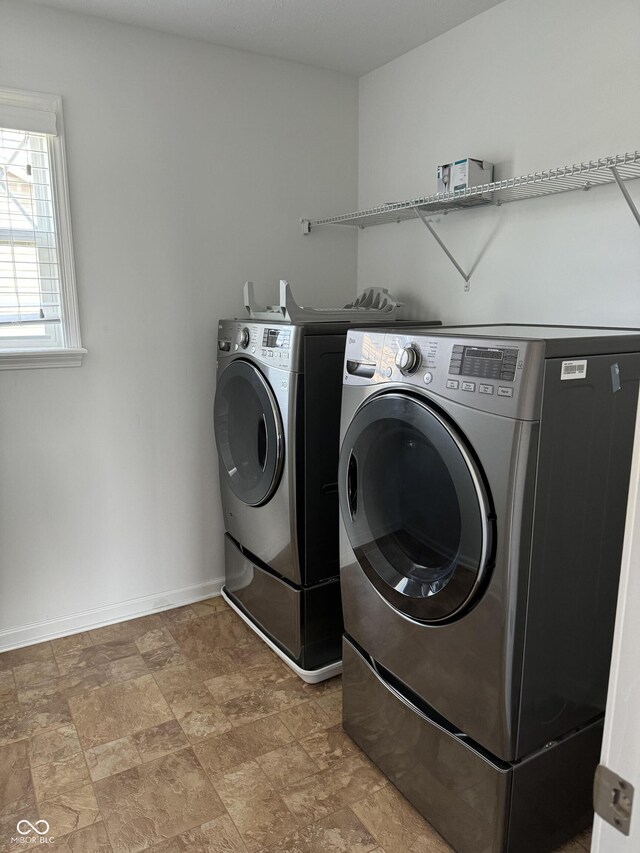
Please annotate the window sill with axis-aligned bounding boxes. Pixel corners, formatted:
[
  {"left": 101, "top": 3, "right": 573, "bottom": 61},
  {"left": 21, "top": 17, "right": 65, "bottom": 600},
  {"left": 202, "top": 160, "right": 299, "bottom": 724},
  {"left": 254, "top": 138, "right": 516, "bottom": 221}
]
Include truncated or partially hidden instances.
[{"left": 0, "top": 347, "right": 87, "bottom": 370}]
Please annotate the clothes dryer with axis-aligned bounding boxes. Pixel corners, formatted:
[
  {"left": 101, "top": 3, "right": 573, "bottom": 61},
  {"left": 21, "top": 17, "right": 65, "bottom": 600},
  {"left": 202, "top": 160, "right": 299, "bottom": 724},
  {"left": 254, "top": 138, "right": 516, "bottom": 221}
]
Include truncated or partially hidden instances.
[
  {"left": 338, "top": 324, "right": 640, "bottom": 852},
  {"left": 214, "top": 317, "right": 439, "bottom": 682}
]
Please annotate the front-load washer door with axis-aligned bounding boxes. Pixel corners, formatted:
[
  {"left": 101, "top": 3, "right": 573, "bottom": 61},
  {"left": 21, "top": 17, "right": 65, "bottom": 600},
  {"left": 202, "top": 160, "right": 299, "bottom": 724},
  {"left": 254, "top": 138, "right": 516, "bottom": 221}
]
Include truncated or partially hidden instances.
[
  {"left": 339, "top": 391, "right": 494, "bottom": 623},
  {"left": 214, "top": 359, "right": 284, "bottom": 507}
]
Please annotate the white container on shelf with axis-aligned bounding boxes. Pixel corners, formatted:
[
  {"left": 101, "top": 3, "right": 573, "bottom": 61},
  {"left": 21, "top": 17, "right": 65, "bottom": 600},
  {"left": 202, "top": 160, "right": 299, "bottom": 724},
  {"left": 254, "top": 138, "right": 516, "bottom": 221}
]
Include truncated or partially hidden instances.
[{"left": 437, "top": 158, "right": 494, "bottom": 194}]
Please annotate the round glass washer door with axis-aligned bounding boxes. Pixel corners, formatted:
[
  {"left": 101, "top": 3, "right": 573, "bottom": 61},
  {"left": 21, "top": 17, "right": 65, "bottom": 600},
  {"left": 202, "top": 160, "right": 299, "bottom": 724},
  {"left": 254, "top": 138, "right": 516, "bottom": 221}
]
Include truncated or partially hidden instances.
[
  {"left": 214, "top": 359, "right": 284, "bottom": 507},
  {"left": 339, "top": 391, "right": 494, "bottom": 622}
]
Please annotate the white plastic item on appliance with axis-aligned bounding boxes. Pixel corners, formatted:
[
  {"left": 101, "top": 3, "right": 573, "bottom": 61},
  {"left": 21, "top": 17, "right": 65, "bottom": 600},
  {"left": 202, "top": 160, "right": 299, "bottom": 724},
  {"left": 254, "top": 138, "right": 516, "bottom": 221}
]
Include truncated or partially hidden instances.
[{"left": 243, "top": 279, "right": 404, "bottom": 323}]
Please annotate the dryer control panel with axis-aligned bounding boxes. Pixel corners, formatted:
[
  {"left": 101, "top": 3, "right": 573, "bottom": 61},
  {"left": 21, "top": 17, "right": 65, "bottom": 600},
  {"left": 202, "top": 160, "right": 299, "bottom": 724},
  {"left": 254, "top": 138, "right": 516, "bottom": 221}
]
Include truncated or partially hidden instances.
[
  {"left": 217, "top": 319, "right": 301, "bottom": 371},
  {"left": 343, "top": 328, "right": 546, "bottom": 421}
]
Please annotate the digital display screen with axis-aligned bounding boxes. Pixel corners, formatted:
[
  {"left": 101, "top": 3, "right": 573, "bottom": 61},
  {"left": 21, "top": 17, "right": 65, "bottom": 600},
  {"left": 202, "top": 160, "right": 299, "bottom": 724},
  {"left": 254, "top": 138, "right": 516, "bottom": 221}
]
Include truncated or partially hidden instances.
[
  {"left": 449, "top": 345, "right": 518, "bottom": 381},
  {"left": 262, "top": 328, "right": 291, "bottom": 350},
  {"left": 464, "top": 348, "right": 503, "bottom": 361}
]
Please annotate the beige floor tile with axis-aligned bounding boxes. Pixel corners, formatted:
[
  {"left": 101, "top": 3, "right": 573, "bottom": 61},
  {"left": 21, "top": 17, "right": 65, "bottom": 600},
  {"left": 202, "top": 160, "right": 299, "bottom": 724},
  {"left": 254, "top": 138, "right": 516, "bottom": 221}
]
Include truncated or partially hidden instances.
[
  {"left": 193, "top": 715, "right": 295, "bottom": 780},
  {"left": 89, "top": 615, "right": 164, "bottom": 646},
  {"left": 160, "top": 605, "right": 198, "bottom": 625},
  {"left": 152, "top": 813, "right": 247, "bottom": 852},
  {"left": 281, "top": 754, "right": 387, "bottom": 826},
  {"left": 169, "top": 613, "right": 253, "bottom": 659},
  {"left": 205, "top": 672, "right": 254, "bottom": 705},
  {"left": 212, "top": 760, "right": 297, "bottom": 852},
  {"left": 0, "top": 695, "right": 72, "bottom": 747},
  {"left": 132, "top": 719, "right": 188, "bottom": 763},
  {"left": 56, "top": 640, "right": 140, "bottom": 675},
  {"left": 94, "top": 748, "right": 225, "bottom": 853},
  {"left": 18, "top": 660, "right": 136, "bottom": 705},
  {"left": 49, "top": 820, "right": 112, "bottom": 852},
  {"left": 69, "top": 675, "right": 173, "bottom": 750},
  {"left": 168, "top": 685, "right": 232, "bottom": 743},
  {"left": 226, "top": 641, "right": 277, "bottom": 670},
  {"left": 0, "top": 805, "right": 44, "bottom": 853},
  {"left": 191, "top": 597, "right": 229, "bottom": 617},
  {"left": 266, "top": 807, "right": 379, "bottom": 853},
  {"left": 140, "top": 645, "right": 187, "bottom": 672},
  {"left": 12, "top": 660, "right": 60, "bottom": 690},
  {"left": 85, "top": 736, "right": 142, "bottom": 782},
  {"left": 153, "top": 654, "right": 235, "bottom": 703},
  {"left": 96, "top": 656, "right": 150, "bottom": 685},
  {"left": 299, "top": 725, "right": 360, "bottom": 770},
  {"left": 134, "top": 628, "right": 176, "bottom": 655},
  {"left": 351, "top": 784, "right": 451, "bottom": 853},
  {"left": 51, "top": 632, "right": 94, "bottom": 660},
  {"left": 39, "top": 783, "right": 101, "bottom": 838},
  {"left": 18, "top": 673, "right": 98, "bottom": 706},
  {"left": 0, "top": 740, "right": 34, "bottom": 815},
  {"left": 314, "top": 691, "right": 342, "bottom": 726},
  {"left": 0, "top": 671, "right": 16, "bottom": 705},
  {"left": 244, "top": 658, "right": 297, "bottom": 690},
  {"left": 0, "top": 642, "right": 54, "bottom": 672},
  {"left": 257, "top": 743, "right": 320, "bottom": 788},
  {"left": 0, "top": 670, "right": 15, "bottom": 687},
  {"left": 278, "top": 700, "right": 333, "bottom": 740},
  {"left": 29, "top": 724, "right": 82, "bottom": 768},
  {"left": 146, "top": 839, "right": 181, "bottom": 853},
  {"left": 31, "top": 752, "right": 91, "bottom": 801},
  {"left": 221, "top": 679, "right": 311, "bottom": 728}
]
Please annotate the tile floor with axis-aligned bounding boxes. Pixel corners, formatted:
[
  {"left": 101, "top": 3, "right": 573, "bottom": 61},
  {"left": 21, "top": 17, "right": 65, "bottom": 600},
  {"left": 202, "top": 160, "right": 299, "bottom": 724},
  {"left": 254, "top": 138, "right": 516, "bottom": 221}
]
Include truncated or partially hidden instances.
[{"left": 0, "top": 597, "right": 592, "bottom": 852}]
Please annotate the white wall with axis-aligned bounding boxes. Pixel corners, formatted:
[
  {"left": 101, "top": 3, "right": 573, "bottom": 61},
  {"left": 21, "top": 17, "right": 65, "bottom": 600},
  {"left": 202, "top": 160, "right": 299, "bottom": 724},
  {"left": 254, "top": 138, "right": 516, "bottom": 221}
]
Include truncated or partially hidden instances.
[
  {"left": 0, "top": 0, "right": 358, "bottom": 647},
  {"left": 357, "top": 0, "right": 640, "bottom": 325}
]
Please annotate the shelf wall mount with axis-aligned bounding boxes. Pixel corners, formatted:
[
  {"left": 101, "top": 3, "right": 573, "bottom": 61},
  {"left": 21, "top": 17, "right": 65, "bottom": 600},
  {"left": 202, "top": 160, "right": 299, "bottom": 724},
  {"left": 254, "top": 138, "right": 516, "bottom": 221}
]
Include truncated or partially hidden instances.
[{"left": 412, "top": 205, "right": 472, "bottom": 291}]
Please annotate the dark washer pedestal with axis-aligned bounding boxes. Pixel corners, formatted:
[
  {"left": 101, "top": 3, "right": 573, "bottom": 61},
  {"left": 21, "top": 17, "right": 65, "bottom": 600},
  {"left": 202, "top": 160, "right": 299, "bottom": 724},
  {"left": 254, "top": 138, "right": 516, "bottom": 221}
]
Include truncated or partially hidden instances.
[
  {"left": 223, "top": 534, "right": 343, "bottom": 681},
  {"left": 343, "top": 637, "right": 602, "bottom": 853}
]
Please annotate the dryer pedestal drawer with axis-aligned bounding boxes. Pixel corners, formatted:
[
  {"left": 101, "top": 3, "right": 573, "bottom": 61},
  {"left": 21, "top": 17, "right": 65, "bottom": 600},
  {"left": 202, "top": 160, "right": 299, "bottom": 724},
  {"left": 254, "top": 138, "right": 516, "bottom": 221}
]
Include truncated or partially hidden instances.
[
  {"left": 342, "top": 636, "right": 600, "bottom": 853},
  {"left": 224, "top": 534, "right": 342, "bottom": 670}
]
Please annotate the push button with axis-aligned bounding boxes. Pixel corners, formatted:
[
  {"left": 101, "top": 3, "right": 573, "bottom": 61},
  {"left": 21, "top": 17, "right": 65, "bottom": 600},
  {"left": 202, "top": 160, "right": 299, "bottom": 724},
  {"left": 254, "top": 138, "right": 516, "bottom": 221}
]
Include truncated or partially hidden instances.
[
  {"left": 446, "top": 379, "right": 459, "bottom": 390},
  {"left": 497, "top": 386, "right": 514, "bottom": 397},
  {"left": 462, "top": 381, "right": 476, "bottom": 392},
  {"left": 479, "top": 384, "right": 494, "bottom": 395}
]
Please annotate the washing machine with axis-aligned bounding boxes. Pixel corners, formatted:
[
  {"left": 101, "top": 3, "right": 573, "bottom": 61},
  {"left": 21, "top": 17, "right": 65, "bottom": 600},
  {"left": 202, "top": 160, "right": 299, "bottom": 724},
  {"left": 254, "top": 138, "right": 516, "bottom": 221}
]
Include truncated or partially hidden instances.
[
  {"left": 338, "top": 324, "right": 640, "bottom": 852},
  {"left": 214, "top": 316, "right": 439, "bottom": 682}
]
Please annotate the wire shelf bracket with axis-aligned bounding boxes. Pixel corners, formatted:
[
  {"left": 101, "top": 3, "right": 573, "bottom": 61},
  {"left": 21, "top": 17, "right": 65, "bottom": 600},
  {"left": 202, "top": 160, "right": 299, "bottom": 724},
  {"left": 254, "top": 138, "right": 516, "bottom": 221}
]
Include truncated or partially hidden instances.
[
  {"left": 413, "top": 205, "right": 472, "bottom": 291},
  {"left": 609, "top": 165, "right": 640, "bottom": 229}
]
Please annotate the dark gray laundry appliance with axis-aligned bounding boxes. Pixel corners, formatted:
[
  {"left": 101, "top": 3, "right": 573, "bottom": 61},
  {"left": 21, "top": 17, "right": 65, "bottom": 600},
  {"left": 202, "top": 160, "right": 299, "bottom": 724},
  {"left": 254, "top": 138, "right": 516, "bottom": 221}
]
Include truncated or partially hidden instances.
[
  {"left": 214, "top": 312, "right": 439, "bottom": 682},
  {"left": 338, "top": 324, "right": 640, "bottom": 851}
]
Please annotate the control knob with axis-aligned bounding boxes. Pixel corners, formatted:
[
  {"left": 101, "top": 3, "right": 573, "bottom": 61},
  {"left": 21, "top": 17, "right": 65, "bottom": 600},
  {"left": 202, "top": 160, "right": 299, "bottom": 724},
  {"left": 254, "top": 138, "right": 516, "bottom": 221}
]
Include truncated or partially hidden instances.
[
  {"left": 395, "top": 344, "right": 421, "bottom": 375},
  {"left": 237, "top": 327, "right": 250, "bottom": 349}
]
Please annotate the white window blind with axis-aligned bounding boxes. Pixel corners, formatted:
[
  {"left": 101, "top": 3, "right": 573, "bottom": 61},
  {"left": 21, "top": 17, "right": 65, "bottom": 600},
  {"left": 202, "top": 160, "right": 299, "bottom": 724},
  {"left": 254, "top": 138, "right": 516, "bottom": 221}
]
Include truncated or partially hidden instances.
[
  {"left": 0, "top": 105, "right": 57, "bottom": 136},
  {"left": 0, "top": 128, "right": 62, "bottom": 330},
  {"left": 0, "top": 87, "right": 84, "bottom": 367}
]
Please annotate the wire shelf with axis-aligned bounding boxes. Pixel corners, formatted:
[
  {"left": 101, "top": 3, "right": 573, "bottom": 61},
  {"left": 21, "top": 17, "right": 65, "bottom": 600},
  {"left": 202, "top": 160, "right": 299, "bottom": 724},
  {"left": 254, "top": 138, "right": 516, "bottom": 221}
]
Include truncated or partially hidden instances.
[{"left": 305, "top": 151, "right": 640, "bottom": 230}]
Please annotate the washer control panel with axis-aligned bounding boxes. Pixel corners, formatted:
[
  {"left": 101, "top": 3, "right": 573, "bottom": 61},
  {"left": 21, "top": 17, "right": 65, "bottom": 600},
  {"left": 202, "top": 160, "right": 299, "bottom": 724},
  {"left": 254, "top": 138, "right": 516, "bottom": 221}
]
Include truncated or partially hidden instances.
[
  {"left": 217, "top": 320, "right": 298, "bottom": 370},
  {"left": 449, "top": 344, "right": 519, "bottom": 382},
  {"left": 344, "top": 329, "right": 544, "bottom": 420}
]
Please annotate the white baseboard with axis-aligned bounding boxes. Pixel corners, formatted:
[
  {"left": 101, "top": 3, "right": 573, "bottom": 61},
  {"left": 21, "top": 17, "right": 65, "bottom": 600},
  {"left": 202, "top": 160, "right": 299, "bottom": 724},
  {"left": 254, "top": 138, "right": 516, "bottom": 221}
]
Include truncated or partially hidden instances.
[{"left": 0, "top": 576, "right": 225, "bottom": 653}]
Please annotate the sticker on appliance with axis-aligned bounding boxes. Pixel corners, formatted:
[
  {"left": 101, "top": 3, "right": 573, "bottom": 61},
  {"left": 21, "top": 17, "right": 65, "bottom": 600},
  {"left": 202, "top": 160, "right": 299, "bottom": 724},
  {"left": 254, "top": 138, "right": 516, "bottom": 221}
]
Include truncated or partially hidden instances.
[{"left": 561, "top": 359, "right": 587, "bottom": 380}]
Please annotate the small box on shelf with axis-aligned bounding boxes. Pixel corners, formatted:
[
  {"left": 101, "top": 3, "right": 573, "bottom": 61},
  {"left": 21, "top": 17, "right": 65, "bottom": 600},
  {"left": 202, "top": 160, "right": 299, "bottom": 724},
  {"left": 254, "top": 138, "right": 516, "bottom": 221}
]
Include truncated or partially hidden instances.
[{"left": 437, "top": 158, "right": 494, "bottom": 195}]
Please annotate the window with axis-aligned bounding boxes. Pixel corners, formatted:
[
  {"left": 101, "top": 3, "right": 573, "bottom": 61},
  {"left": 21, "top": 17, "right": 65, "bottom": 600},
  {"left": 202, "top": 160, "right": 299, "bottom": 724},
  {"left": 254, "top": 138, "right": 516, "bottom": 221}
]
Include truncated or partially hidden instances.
[{"left": 0, "top": 87, "right": 84, "bottom": 369}]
